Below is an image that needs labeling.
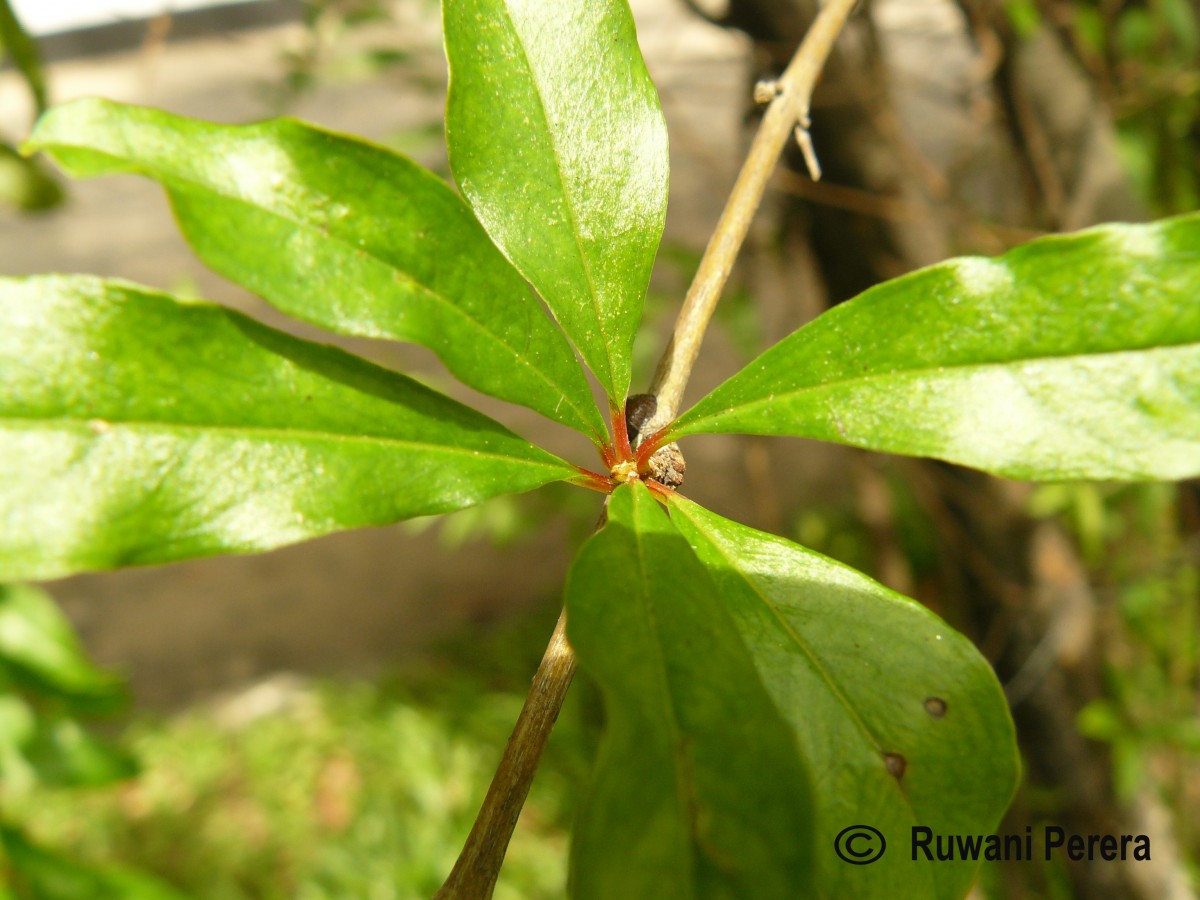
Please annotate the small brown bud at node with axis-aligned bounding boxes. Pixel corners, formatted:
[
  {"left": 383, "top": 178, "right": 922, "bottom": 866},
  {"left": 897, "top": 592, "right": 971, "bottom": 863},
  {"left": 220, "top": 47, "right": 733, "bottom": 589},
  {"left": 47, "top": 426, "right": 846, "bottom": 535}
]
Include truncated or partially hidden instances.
[
  {"left": 623, "top": 393, "right": 686, "bottom": 490},
  {"left": 625, "top": 394, "right": 658, "bottom": 443}
]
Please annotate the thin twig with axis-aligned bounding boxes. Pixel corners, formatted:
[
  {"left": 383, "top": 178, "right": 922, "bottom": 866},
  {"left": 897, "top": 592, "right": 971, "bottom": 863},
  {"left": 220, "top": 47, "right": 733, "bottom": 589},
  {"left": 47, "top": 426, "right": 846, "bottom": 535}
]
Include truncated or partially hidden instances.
[
  {"left": 650, "top": 0, "right": 860, "bottom": 421},
  {"left": 436, "top": 3, "right": 859, "bottom": 895},
  {"left": 434, "top": 607, "right": 577, "bottom": 900}
]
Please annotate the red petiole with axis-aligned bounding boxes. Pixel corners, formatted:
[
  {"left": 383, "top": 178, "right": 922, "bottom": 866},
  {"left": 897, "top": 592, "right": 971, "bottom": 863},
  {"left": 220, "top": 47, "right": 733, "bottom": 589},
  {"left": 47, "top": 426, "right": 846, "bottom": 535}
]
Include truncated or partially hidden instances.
[
  {"left": 634, "top": 425, "right": 671, "bottom": 471},
  {"left": 609, "top": 403, "right": 634, "bottom": 462},
  {"left": 586, "top": 403, "right": 679, "bottom": 495},
  {"left": 572, "top": 465, "right": 616, "bottom": 493}
]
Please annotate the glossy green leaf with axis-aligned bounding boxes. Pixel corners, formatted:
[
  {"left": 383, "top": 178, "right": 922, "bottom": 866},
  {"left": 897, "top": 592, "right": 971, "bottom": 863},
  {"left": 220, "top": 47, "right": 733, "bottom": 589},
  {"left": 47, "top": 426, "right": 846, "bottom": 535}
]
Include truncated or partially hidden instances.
[
  {"left": 0, "top": 276, "right": 574, "bottom": 580},
  {"left": 0, "top": 0, "right": 47, "bottom": 114},
  {"left": 24, "top": 99, "right": 605, "bottom": 440},
  {"left": 0, "top": 584, "right": 124, "bottom": 706},
  {"left": 565, "top": 484, "right": 812, "bottom": 898},
  {"left": 444, "top": 0, "right": 669, "bottom": 402},
  {"left": 670, "top": 496, "right": 1020, "bottom": 899},
  {"left": 671, "top": 214, "right": 1200, "bottom": 480}
]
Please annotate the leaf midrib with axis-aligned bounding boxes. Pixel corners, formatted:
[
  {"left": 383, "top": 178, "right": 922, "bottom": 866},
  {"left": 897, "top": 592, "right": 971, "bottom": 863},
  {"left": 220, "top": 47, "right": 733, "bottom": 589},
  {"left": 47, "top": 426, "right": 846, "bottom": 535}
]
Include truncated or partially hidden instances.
[
  {"left": 678, "top": 340, "right": 1200, "bottom": 433},
  {"left": 494, "top": 5, "right": 619, "bottom": 394},
  {"left": 38, "top": 131, "right": 600, "bottom": 437},
  {"left": 674, "top": 506, "right": 918, "bottom": 821},
  {"left": 2, "top": 415, "right": 566, "bottom": 469},
  {"left": 167, "top": 181, "right": 601, "bottom": 437},
  {"left": 629, "top": 516, "right": 700, "bottom": 894}
]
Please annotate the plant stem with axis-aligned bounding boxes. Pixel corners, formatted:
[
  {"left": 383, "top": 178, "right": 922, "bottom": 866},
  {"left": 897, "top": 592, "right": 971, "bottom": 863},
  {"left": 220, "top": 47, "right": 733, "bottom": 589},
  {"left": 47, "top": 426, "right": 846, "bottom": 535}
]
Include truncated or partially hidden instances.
[
  {"left": 437, "top": 3, "right": 859, "bottom": 894},
  {"left": 434, "top": 607, "right": 577, "bottom": 900},
  {"left": 649, "top": 0, "right": 860, "bottom": 420}
]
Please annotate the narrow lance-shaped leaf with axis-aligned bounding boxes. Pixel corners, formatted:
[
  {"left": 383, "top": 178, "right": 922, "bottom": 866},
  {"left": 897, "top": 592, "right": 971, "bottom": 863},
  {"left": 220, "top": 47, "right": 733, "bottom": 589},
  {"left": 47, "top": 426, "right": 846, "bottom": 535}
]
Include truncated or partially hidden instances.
[
  {"left": 670, "top": 496, "right": 1020, "bottom": 900},
  {"left": 566, "top": 483, "right": 812, "bottom": 899},
  {"left": 444, "top": 0, "right": 669, "bottom": 403},
  {"left": 671, "top": 214, "right": 1200, "bottom": 481},
  {"left": 0, "top": 276, "right": 574, "bottom": 580},
  {"left": 24, "top": 99, "right": 607, "bottom": 440}
]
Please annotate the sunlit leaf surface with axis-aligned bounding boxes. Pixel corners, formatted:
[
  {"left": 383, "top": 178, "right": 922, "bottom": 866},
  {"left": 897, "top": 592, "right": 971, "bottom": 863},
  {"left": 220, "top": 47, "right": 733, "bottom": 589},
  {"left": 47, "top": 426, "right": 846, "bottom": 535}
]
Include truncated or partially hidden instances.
[
  {"left": 672, "top": 214, "right": 1200, "bottom": 480},
  {"left": 0, "top": 276, "right": 574, "bottom": 579},
  {"left": 566, "top": 484, "right": 812, "bottom": 898},
  {"left": 25, "top": 99, "right": 606, "bottom": 439},
  {"left": 671, "top": 496, "right": 1020, "bottom": 899},
  {"left": 444, "top": 0, "right": 669, "bottom": 402}
]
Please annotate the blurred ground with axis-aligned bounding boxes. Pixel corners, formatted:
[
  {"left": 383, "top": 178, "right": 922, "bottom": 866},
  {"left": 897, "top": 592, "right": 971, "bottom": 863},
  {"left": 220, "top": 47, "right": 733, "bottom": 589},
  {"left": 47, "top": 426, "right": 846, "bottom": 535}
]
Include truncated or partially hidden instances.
[{"left": 0, "top": 0, "right": 854, "bottom": 707}]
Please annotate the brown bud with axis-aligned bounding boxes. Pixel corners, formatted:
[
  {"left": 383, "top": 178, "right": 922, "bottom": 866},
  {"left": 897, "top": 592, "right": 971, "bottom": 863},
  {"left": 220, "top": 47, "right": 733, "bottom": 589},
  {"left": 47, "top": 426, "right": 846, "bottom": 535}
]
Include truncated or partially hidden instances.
[
  {"left": 624, "top": 393, "right": 685, "bottom": 489},
  {"left": 624, "top": 393, "right": 658, "bottom": 443}
]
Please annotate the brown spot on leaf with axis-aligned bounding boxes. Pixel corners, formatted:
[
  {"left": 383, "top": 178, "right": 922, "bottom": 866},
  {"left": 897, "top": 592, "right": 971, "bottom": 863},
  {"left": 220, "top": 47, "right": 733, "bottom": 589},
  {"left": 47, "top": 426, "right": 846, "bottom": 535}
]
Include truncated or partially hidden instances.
[
  {"left": 924, "top": 697, "right": 947, "bottom": 718},
  {"left": 884, "top": 753, "right": 907, "bottom": 779}
]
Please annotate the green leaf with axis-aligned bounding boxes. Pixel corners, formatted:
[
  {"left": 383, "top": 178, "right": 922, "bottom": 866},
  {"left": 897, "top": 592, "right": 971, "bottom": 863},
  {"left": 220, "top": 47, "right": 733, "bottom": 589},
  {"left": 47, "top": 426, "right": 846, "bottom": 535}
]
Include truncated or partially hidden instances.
[
  {"left": 671, "top": 214, "right": 1200, "bottom": 480},
  {"left": 669, "top": 496, "right": 1020, "bottom": 899},
  {"left": 443, "top": 0, "right": 669, "bottom": 403},
  {"left": 565, "top": 484, "right": 812, "bottom": 898},
  {"left": 0, "top": 276, "right": 575, "bottom": 580},
  {"left": 24, "top": 99, "right": 605, "bottom": 440},
  {"left": 0, "top": 0, "right": 47, "bottom": 114},
  {"left": 0, "top": 584, "right": 124, "bottom": 707}
]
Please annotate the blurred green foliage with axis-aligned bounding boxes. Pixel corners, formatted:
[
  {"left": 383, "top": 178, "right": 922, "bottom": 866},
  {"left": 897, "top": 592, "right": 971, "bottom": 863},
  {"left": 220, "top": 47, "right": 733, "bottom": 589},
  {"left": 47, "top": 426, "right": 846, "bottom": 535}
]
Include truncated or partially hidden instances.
[
  {"left": 268, "top": 0, "right": 422, "bottom": 109},
  {"left": 3, "top": 606, "right": 590, "bottom": 899},
  {"left": 1030, "top": 481, "right": 1200, "bottom": 886},
  {"left": 0, "top": 0, "right": 63, "bottom": 212},
  {"left": 0, "top": 583, "right": 186, "bottom": 898},
  {"left": 1007, "top": 0, "right": 1200, "bottom": 215}
]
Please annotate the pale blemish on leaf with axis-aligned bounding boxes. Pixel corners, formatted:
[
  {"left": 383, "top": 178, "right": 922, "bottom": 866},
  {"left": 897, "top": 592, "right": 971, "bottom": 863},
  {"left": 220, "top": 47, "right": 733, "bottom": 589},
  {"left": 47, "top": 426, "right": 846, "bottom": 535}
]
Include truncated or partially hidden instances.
[
  {"left": 1105, "top": 220, "right": 1162, "bottom": 259},
  {"left": 951, "top": 256, "right": 1012, "bottom": 299},
  {"left": 924, "top": 697, "right": 947, "bottom": 719}
]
